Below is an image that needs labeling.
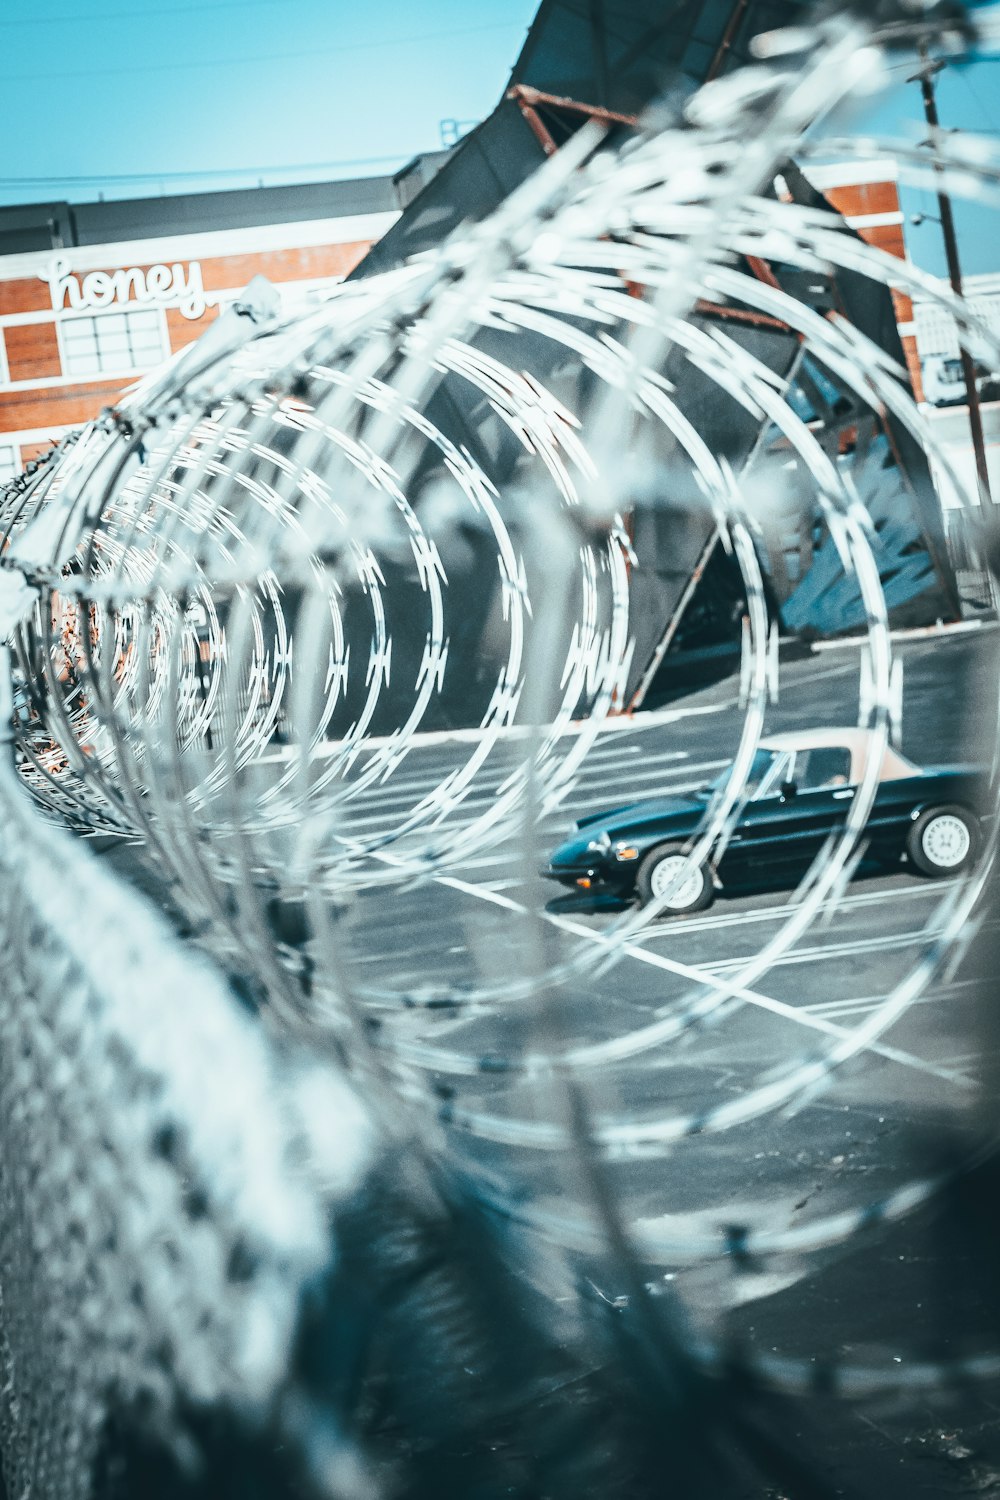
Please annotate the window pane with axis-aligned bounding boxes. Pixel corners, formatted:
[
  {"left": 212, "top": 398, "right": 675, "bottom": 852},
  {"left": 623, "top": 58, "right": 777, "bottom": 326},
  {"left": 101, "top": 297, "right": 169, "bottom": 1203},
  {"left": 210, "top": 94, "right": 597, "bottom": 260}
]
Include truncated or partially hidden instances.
[
  {"left": 61, "top": 328, "right": 98, "bottom": 357},
  {"left": 61, "top": 312, "right": 166, "bottom": 375},
  {"left": 128, "top": 310, "right": 162, "bottom": 335},
  {"left": 65, "top": 352, "right": 101, "bottom": 377},
  {"left": 131, "top": 335, "right": 166, "bottom": 359},
  {"left": 799, "top": 747, "right": 852, "bottom": 791},
  {"left": 95, "top": 330, "right": 130, "bottom": 354},
  {"left": 708, "top": 748, "right": 777, "bottom": 799},
  {"left": 61, "top": 321, "right": 96, "bottom": 344}
]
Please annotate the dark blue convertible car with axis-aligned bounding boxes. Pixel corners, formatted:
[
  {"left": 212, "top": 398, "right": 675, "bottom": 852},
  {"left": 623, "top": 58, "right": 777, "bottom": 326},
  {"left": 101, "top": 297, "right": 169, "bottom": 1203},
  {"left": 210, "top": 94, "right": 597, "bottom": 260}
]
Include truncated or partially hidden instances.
[{"left": 544, "top": 729, "right": 991, "bottom": 915}]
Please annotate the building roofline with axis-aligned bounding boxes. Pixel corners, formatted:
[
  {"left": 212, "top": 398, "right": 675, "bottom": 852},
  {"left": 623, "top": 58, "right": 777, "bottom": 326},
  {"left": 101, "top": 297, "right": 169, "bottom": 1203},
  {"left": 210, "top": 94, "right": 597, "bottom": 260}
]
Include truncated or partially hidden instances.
[
  {"left": 0, "top": 154, "right": 452, "bottom": 257},
  {"left": 798, "top": 158, "right": 900, "bottom": 190},
  {"left": 0, "top": 211, "right": 401, "bottom": 281}
]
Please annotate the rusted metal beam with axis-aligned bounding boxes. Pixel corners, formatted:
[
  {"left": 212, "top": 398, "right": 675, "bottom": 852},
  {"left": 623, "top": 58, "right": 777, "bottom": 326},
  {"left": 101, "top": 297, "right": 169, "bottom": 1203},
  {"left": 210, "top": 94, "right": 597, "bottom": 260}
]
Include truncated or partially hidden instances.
[
  {"left": 705, "top": 0, "right": 750, "bottom": 84},
  {"left": 744, "top": 254, "right": 784, "bottom": 292},
  {"left": 516, "top": 99, "right": 558, "bottom": 157},
  {"left": 507, "top": 85, "right": 638, "bottom": 130},
  {"left": 695, "top": 298, "right": 790, "bottom": 333}
]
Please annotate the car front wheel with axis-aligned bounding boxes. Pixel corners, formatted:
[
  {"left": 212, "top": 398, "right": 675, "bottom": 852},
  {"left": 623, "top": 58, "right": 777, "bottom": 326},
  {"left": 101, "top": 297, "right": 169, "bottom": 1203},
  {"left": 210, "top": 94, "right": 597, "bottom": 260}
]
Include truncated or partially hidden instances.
[
  {"left": 636, "top": 846, "right": 714, "bottom": 914},
  {"left": 906, "top": 805, "right": 978, "bottom": 877}
]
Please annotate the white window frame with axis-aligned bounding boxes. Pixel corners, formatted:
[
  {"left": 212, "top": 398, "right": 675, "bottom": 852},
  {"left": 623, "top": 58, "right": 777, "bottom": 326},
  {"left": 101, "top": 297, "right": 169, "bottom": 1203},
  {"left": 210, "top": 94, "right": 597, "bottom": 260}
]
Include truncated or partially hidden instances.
[
  {"left": 0, "top": 444, "right": 20, "bottom": 487},
  {"left": 54, "top": 306, "right": 170, "bottom": 381}
]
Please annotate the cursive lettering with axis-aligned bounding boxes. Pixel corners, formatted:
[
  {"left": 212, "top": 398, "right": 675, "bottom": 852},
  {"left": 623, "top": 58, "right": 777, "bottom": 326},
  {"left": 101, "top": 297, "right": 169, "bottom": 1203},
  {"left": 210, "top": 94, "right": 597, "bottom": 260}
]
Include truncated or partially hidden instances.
[{"left": 39, "top": 255, "right": 208, "bottom": 320}]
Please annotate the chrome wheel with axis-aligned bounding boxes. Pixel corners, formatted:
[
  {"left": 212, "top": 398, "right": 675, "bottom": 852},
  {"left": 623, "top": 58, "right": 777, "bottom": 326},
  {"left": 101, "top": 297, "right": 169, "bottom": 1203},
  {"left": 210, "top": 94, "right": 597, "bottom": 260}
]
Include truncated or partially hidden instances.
[
  {"left": 648, "top": 854, "right": 706, "bottom": 911},
  {"left": 919, "top": 813, "right": 971, "bottom": 870}
]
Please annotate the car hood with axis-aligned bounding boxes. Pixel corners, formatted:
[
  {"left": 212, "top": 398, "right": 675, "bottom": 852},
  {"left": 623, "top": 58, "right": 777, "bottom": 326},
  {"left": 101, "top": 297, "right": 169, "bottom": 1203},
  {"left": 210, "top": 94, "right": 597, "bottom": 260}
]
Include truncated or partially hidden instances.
[{"left": 574, "top": 793, "right": 707, "bottom": 836}]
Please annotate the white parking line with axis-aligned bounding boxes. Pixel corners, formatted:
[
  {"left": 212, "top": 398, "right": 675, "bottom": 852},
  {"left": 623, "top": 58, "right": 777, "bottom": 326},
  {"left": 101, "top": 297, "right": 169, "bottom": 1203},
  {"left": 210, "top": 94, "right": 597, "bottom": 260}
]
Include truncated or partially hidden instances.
[
  {"left": 398, "top": 868, "right": 973, "bottom": 1090},
  {"left": 339, "top": 767, "right": 730, "bottom": 837},
  {"left": 705, "top": 926, "right": 936, "bottom": 974},
  {"left": 802, "top": 975, "right": 982, "bottom": 1020},
  {"left": 255, "top": 697, "right": 737, "bottom": 766},
  {"left": 448, "top": 850, "right": 525, "bottom": 871},
  {"left": 340, "top": 747, "right": 702, "bottom": 807},
  {"left": 636, "top": 878, "right": 949, "bottom": 941}
]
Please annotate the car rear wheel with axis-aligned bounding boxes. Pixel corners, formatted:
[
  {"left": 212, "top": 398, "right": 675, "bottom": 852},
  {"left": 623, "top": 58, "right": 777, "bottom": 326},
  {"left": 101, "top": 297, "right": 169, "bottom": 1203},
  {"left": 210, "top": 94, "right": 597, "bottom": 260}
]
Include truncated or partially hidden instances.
[
  {"left": 636, "top": 846, "right": 714, "bottom": 914},
  {"left": 906, "top": 805, "right": 977, "bottom": 877}
]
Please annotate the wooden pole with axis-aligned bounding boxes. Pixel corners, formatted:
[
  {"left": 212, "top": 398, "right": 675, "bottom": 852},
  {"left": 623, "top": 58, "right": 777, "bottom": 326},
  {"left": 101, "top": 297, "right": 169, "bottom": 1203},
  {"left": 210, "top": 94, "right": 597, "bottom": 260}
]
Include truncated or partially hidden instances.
[{"left": 916, "top": 46, "right": 993, "bottom": 505}]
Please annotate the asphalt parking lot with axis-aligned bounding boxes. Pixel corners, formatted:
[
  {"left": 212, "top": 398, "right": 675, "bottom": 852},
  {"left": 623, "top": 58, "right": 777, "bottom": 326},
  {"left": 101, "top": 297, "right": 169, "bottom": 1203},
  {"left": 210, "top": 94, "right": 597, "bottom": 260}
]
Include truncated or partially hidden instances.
[
  {"left": 95, "top": 623, "right": 1000, "bottom": 1496},
  {"left": 329, "top": 626, "right": 1000, "bottom": 1497}
]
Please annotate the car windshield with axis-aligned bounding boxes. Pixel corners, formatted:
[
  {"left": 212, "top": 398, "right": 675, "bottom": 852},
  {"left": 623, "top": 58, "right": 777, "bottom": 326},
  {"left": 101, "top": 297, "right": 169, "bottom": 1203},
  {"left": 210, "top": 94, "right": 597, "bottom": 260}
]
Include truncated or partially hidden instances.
[{"left": 704, "top": 748, "right": 779, "bottom": 800}]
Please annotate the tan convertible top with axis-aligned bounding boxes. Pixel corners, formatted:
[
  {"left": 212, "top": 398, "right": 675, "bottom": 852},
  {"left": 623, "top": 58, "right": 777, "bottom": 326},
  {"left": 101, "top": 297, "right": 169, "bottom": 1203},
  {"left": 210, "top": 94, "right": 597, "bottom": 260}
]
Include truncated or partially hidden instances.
[{"left": 759, "top": 728, "right": 919, "bottom": 785}]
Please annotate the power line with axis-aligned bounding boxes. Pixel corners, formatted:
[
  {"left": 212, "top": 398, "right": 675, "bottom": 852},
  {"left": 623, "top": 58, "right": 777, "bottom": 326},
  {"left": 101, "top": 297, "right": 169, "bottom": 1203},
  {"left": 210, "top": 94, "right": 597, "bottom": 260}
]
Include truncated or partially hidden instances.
[
  {"left": 6, "top": 20, "right": 526, "bottom": 84},
  {"left": 0, "top": 0, "right": 314, "bottom": 25},
  {"left": 956, "top": 65, "right": 1000, "bottom": 131}
]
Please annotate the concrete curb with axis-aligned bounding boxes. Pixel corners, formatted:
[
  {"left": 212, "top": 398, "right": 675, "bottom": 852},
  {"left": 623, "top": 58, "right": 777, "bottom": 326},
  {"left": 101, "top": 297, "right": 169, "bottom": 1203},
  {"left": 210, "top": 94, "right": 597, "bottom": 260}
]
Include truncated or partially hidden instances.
[{"left": 809, "top": 616, "right": 999, "bottom": 651}]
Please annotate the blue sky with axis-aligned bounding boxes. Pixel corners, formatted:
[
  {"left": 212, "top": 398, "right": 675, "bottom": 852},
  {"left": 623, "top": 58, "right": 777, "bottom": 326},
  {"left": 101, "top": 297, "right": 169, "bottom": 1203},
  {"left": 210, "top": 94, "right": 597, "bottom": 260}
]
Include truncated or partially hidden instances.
[
  {"left": 1, "top": 0, "right": 538, "bottom": 201},
  {"left": 836, "top": 47, "right": 1000, "bottom": 277},
  {"left": 2, "top": 1, "right": 998, "bottom": 276}
]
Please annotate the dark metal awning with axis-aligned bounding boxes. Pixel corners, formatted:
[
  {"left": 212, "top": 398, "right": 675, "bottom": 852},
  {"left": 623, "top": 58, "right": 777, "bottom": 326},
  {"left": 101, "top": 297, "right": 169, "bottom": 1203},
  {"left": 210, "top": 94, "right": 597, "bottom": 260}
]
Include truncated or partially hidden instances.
[{"left": 348, "top": 0, "right": 959, "bottom": 724}]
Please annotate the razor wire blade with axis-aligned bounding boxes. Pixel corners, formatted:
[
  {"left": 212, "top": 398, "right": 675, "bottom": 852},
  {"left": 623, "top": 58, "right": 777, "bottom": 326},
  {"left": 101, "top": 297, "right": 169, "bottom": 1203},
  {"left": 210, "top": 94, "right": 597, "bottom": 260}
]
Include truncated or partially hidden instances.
[{"left": 0, "top": 8, "right": 999, "bottom": 1493}]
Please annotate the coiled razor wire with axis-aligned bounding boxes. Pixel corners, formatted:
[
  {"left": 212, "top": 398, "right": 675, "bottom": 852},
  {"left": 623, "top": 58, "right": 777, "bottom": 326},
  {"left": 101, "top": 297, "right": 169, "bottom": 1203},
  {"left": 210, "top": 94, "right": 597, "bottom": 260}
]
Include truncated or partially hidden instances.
[{"left": 2, "top": 1, "right": 1000, "bottom": 1475}]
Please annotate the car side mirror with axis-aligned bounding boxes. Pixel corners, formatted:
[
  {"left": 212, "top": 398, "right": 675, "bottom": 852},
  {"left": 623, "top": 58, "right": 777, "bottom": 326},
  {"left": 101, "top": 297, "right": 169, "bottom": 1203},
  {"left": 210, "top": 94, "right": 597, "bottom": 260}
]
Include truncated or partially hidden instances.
[{"left": 780, "top": 780, "right": 797, "bottom": 801}]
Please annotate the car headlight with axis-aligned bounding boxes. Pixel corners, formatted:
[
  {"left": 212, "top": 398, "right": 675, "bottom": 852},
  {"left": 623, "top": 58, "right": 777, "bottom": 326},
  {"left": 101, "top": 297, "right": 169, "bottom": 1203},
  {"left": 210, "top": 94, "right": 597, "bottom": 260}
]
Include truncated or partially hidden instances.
[{"left": 586, "top": 831, "right": 612, "bottom": 855}]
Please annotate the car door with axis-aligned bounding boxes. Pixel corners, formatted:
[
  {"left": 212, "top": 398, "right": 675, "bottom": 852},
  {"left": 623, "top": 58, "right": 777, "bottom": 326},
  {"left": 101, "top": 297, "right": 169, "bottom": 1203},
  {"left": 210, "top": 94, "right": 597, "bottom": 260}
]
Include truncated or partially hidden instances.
[
  {"left": 715, "top": 751, "right": 794, "bottom": 884},
  {"left": 769, "top": 746, "right": 855, "bottom": 873},
  {"left": 717, "top": 746, "right": 853, "bottom": 886}
]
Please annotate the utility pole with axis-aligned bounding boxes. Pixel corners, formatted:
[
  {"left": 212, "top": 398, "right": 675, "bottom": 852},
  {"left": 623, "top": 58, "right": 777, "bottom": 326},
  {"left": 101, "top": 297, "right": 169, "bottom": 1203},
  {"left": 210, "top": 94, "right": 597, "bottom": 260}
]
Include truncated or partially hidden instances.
[
  {"left": 915, "top": 45, "right": 993, "bottom": 505},
  {"left": 705, "top": 0, "right": 749, "bottom": 83}
]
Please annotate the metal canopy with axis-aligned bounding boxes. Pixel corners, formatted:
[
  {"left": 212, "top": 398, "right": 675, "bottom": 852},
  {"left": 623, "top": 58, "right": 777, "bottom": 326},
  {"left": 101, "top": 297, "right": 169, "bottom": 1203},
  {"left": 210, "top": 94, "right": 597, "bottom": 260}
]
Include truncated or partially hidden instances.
[
  {"left": 353, "top": 0, "right": 810, "bottom": 278},
  {"left": 349, "top": 1, "right": 958, "bottom": 720},
  {"left": 508, "top": 0, "right": 810, "bottom": 111}
]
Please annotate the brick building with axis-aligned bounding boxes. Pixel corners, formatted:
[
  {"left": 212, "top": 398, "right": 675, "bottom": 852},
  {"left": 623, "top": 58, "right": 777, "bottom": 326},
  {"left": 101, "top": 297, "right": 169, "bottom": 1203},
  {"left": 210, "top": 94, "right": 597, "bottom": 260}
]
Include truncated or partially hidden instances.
[
  {"left": 0, "top": 156, "right": 446, "bottom": 485},
  {"left": 800, "top": 158, "right": 923, "bottom": 400},
  {"left": 0, "top": 154, "right": 951, "bottom": 499},
  {"left": 802, "top": 165, "right": 1000, "bottom": 516}
]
